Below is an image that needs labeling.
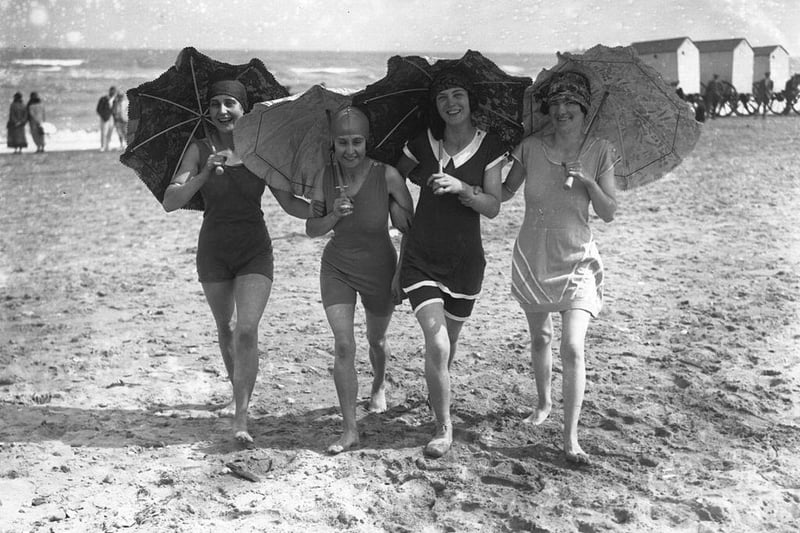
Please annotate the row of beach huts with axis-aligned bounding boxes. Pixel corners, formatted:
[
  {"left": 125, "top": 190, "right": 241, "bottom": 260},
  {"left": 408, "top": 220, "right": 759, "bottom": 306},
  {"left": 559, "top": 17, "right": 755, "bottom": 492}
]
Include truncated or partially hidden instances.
[{"left": 630, "top": 36, "right": 791, "bottom": 96}]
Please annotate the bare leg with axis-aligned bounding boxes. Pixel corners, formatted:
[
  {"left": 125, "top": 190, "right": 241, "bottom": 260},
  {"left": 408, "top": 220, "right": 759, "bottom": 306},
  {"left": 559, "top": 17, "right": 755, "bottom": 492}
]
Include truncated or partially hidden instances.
[
  {"left": 365, "top": 309, "right": 393, "bottom": 413},
  {"left": 560, "top": 309, "right": 591, "bottom": 461},
  {"left": 416, "top": 303, "right": 454, "bottom": 458},
  {"left": 202, "top": 280, "right": 235, "bottom": 414},
  {"left": 522, "top": 312, "right": 553, "bottom": 425},
  {"left": 204, "top": 275, "right": 270, "bottom": 443},
  {"left": 229, "top": 274, "right": 271, "bottom": 442},
  {"left": 445, "top": 317, "right": 464, "bottom": 370},
  {"left": 324, "top": 303, "right": 359, "bottom": 454}
]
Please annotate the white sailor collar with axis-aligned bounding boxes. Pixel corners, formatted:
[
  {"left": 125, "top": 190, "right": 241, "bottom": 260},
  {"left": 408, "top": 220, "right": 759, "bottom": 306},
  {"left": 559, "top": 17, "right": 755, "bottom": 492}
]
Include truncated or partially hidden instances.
[{"left": 427, "top": 128, "right": 488, "bottom": 169}]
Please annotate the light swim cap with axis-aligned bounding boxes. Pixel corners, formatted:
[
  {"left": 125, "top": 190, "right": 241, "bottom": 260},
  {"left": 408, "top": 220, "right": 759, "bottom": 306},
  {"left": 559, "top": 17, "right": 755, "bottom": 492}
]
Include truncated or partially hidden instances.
[{"left": 330, "top": 105, "right": 370, "bottom": 137}]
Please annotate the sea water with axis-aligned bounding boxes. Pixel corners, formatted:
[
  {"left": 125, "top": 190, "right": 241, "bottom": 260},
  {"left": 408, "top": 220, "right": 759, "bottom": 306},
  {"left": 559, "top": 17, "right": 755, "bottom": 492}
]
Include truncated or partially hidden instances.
[{"left": 1, "top": 47, "right": 556, "bottom": 152}]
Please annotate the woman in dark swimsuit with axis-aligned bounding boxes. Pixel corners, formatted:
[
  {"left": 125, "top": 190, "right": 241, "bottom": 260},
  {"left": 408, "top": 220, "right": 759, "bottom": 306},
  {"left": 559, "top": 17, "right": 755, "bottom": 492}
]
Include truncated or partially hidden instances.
[
  {"left": 306, "top": 106, "right": 413, "bottom": 454},
  {"left": 396, "top": 67, "right": 505, "bottom": 458},
  {"left": 163, "top": 76, "right": 310, "bottom": 444}
]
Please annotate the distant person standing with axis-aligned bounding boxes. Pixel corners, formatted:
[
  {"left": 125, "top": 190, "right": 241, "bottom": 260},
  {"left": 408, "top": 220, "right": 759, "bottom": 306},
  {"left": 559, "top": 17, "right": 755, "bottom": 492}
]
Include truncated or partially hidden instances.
[
  {"left": 704, "top": 74, "right": 721, "bottom": 119},
  {"left": 112, "top": 90, "right": 129, "bottom": 150},
  {"left": 784, "top": 75, "right": 800, "bottom": 116},
  {"left": 27, "top": 92, "right": 46, "bottom": 153},
  {"left": 692, "top": 95, "right": 707, "bottom": 123},
  {"left": 753, "top": 72, "right": 773, "bottom": 118},
  {"left": 96, "top": 86, "right": 117, "bottom": 151},
  {"left": 7, "top": 92, "right": 27, "bottom": 154}
]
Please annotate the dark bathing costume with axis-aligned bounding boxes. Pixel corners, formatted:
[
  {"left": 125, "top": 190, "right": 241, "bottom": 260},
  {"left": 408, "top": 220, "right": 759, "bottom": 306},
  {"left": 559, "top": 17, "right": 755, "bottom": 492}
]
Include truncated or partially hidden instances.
[
  {"left": 400, "top": 128, "right": 505, "bottom": 321},
  {"left": 195, "top": 140, "right": 274, "bottom": 283},
  {"left": 318, "top": 160, "right": 396, "bottom": 316}
]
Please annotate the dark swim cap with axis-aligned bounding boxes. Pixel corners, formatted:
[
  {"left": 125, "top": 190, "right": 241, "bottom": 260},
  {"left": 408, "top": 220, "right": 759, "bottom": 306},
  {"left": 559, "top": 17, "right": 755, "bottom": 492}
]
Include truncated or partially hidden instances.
[{"left": 208, "top": 79, "right": 248, "bottom": 111}]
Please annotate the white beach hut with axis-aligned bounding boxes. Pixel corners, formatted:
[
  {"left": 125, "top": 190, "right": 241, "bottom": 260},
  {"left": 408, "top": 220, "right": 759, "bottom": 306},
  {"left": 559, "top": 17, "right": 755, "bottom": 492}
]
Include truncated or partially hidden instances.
[
  {"left": 631, "top": 37, "right": 700, "bottom": 94},
  {"left": 695, "top": 38, "right": 754, "bottom": 94},
  {"left": 752, "top": 45, "right": 790, "bottom": 89}
]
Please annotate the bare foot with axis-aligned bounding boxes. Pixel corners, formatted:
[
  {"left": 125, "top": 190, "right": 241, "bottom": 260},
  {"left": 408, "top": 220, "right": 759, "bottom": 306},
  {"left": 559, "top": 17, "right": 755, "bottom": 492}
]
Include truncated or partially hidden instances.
[
  {"left": 424, "top": 422, "right": 452, "bottom": 458},
  {"left": 234, "top": 430, "right": 254, "bottom": 444},
  {"left": 233, "top": 418, "right": 252, "bottom": 444},
  {"left": 564, "top": 444, "right": 590, "bottom": 466},
  {"left": 368, "top": 383, "right": 387, "bottom": 413},
  {"left": 327, "top": 432, "right": 359, "bottom": 455},
  {"left": 522, "top": 402, "right": 551, "bottom": 425}
]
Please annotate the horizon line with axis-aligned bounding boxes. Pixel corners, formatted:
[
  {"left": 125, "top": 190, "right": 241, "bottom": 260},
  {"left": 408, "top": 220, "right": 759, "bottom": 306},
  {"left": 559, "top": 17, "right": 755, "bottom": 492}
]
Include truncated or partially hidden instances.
[{"left": 0, "top": 45, "right": 565, "bottom": 56}]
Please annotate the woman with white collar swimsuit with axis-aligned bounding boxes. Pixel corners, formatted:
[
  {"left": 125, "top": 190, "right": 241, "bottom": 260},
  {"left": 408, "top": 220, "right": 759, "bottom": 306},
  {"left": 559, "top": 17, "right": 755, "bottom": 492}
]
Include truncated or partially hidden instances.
[{"left": 396, "top": 67, "right": 505, "bottom": 458}]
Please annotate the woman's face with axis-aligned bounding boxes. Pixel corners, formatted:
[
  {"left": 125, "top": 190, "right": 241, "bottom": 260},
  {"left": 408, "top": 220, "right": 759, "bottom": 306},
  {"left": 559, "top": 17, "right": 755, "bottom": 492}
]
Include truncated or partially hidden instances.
[
  {"left": 333, "top": 133, "right": 367, "bottom": 169},
  {"left": 549, "top": 99, "right": 585, "bottom": 133},
  {"left": 436, "top": 87, "right": 471, "bottom": 126},
  {"left": 209, "top": 94, "right": 244, "bottom": 132}
]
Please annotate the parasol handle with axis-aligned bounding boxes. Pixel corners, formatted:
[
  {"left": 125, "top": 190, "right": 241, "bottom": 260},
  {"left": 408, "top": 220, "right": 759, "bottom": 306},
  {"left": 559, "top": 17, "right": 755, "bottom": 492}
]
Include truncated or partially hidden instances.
[
  {"left": 438, "top": 140, "right": 444, "bottom": 175},
  {"left": 191, "top": 55, "right": 224, "bottom": 176},
  {"left": 201, "top": 121, "right": 225, "bottom": 176},
  {"left": 330, "top": 150, "right": 353, "bottom": 215},
  {"left": 564, "top": 91, "right": 609, "bottom": 190}
]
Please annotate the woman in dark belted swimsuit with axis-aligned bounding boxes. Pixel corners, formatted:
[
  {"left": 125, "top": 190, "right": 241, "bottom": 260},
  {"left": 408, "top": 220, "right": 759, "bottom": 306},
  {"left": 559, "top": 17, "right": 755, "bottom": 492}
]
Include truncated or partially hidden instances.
[{"left": 162, "top": 75, "right": 310, "bottom": 444}]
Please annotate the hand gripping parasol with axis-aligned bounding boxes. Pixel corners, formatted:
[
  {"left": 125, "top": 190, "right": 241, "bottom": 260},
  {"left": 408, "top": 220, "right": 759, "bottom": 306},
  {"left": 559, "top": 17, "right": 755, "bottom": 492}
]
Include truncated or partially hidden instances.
[{"left": 523, "top": 45, "right": 701, "bottom": 191}]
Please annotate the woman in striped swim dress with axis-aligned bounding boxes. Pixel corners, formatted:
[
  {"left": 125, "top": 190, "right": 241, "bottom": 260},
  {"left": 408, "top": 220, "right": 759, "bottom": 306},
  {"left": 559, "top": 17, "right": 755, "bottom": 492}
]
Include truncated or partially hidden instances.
[{"left": 502, "top": 70, "right": 617, "bottom": 465}]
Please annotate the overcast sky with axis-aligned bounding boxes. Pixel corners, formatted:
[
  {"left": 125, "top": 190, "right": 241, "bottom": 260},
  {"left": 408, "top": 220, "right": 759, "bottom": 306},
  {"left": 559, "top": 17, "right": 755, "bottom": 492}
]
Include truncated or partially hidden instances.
[{"left": 1, "top": 0, "right": 797, "bottom": 55}]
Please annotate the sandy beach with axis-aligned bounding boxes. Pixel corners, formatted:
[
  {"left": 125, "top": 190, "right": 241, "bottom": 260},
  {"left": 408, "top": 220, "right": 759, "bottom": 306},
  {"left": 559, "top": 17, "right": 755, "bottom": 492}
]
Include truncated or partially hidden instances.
[{"left": 1, "top": 116, "right": 799, "bottom": 532}]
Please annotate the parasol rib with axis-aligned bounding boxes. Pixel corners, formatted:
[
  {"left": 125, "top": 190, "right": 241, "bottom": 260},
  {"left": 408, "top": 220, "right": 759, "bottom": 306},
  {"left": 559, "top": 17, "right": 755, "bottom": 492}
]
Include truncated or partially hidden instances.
[
  {"left": 373, "top": 105, "right": 422, "bottom": 150},
  {"left": 138, "top": 93, "right": 203, "bottom": 116},
  {"left": 190, "top": 56, "right": 217, "bottom": 152},
  {"left": 479, "top": 104, "right": 525, "bottom": 127},
  {"left": 359, "top": 87, "right": 428, "bottom": 105},
  {"left": 401, "top": 56, "right": 434, "bottom": 80},
  {"left": 129, "top": 116, "right": 207, "bottom": 152},
  {"left": 171, "top": 120, "right": 205, "bottom": 180}
]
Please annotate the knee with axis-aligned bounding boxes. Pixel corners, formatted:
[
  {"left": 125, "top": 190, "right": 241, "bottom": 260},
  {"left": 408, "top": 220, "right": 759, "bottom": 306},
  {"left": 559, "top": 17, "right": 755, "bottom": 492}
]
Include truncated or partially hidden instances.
[
  {"left": 216, "top": 321, "right": 234, "bottom": 338},
  {"left": 560, "top": 338, "right": 585, "bottom": 366},
  {"left": 235, "top": 323, "right": 258, "bottom": 346},
  {"left": 366, "top": 333, "right": 387, "bottom": 353},
  {"left": 531, "top": 330, "right": 552, "bottom": 352},
  {"left": 334, "top": 337, "right": 356, "bottom": 360},
  {"left": 424, "top": 339, "right": 450, "bottom": 370}
]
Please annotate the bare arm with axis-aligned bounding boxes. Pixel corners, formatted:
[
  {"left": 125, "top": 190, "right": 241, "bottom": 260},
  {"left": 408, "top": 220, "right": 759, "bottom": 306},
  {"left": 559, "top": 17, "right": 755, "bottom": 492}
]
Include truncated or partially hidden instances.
[
  {"left": 306, "top": 199, "right": 338, "bottom": 237},
  {"left": 269, "top": 187, "right": 312, "bottom": 219},
  {"left": 455, "top": 160, "right": 502, "bottom": 218},
  {"left": 569, "top": 156, "right": 617, "bottom": 222},
  {"left": 385, "top": 165, "right": 414, "bottom": 233},
  {"left": 586, "top": 166, "right": 617, "bottom": 222},
  {"left": 162, "top": 143, "right": 214, "bottom": 212},
  {"left": 501, "top": 159, "right": 525, "bottom": 202}
]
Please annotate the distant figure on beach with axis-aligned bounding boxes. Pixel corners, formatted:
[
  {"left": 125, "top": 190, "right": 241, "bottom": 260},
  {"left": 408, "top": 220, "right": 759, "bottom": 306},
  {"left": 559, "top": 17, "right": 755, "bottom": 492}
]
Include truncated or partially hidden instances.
[
  {"left": 162, "top": 74, "right": 311, "bottom": 445},
  {"left": 753, "top": 72, "right": 773, "bottom": 118},
  {"left": 305, "top": 106, "right": 413, "bottom": 455},
  {"left": 27, "top": 92, "right": 46, "bottom": 153},
  {"left": 395, "top": 66, "right": 505, "bottom": 458},
  {"left": 692, "top": 95, "right": 707, "bottom": 123},
  {"left": 96, "top": 86, "right": 117, "bottom": 151},
  {"left": 7, "top": 92, "right": 28, "bottom": 154},
  {"left": 502, "top": 71, "right": 617, "bottom": 466},
  {"left": 112, "top": 91, "right": 129, "bottom": 149},
  {"left": 704, "top": 74, "right": 721, "bottom": 119},
  {"left": 782, "top": 75, "right": 799, "bottom": 115}
]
